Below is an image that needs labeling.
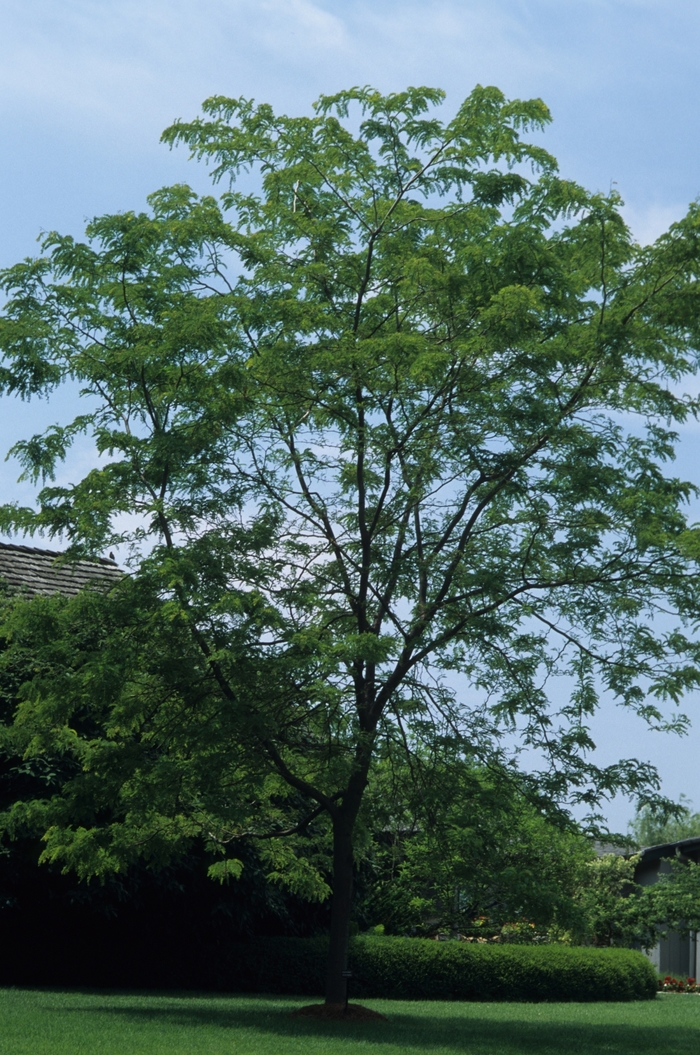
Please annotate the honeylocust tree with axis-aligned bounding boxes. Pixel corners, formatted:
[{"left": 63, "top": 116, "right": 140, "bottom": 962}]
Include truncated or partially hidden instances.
[{"left": 2, "top": 86, "right": 700, "bottom": 1003}]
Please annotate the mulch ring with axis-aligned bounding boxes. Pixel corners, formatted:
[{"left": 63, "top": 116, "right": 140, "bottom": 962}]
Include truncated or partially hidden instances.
[{"left": 291, "top": 1002, "right": 388, "bottom": 1022}]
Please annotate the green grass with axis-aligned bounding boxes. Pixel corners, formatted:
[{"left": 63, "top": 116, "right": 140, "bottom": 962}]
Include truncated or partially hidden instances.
[{"left": 1, "top": 988, "right": 699, "bottom": 1055}]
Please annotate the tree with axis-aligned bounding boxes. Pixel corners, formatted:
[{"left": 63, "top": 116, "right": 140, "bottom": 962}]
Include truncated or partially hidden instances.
[
  {"left": 630, "top": 795, "right": 700, "bottom": 846},
  {"left": 356, "top": 761, "right": 595, "bottom": 940},
  {"left": 573, "top": 851, "right": 700, "bottom": 950},
  {"left": 2, "top": 85, "right": 700, "bottom": 1004},
  {"left": 574, "top": 853, "right": 652, "bottom": 948}
]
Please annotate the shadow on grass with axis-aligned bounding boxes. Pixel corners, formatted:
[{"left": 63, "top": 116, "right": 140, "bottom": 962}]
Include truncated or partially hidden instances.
[{"left": 43, "top": 998, "right": 700, "bottom": 1054}]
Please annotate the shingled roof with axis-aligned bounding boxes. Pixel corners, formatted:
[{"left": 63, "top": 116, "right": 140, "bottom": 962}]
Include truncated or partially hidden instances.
[{"left": 0, "top": 542, "right": 122, "bottom": 598}]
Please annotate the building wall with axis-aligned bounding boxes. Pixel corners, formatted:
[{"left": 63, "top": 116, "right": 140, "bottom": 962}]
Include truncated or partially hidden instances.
[{"left": 646, "top": 930, "right": 698, "bottom": 978}]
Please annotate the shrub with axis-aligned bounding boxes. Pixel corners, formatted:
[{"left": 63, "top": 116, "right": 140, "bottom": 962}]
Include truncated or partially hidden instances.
[{"left": 221, "top": 936, "right": 657, "bottom": 1001}]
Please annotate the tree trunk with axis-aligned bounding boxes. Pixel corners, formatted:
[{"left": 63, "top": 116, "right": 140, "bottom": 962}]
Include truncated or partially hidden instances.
[{"left": 325, "top": 811, "right": 355, "bottom": 1005}]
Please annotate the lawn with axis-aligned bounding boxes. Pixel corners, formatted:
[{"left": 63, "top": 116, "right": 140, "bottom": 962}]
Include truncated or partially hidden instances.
[{"left": 1, "top": 988, "right": 699, "bottom": 1055}]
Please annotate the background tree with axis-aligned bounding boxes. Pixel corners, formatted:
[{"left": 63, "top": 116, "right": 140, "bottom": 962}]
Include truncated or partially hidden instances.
[
  {"left": 574, "top": 853, "right": 652, "bottom": 948},
  {"left": 2, "top": 85, "right": 700, "bottom": 1004},
  {"left": 357, "top": 761, "right": 594, "bottom": 940},
  {"left": 573, "top": 851, "right": 700, "bottom": 950},
  {"left": 630, "top": 796, "right": 700, "bottom": 846}
]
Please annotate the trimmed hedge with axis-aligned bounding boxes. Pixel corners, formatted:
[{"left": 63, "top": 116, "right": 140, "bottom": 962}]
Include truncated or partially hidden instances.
[{"left": 222, "top": 936, "right": 657, "bottom": 1002}]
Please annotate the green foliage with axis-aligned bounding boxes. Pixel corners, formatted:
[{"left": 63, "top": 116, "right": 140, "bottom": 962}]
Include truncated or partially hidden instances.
[
  {"left": 0, "top": 583, "right": 332, "bottom": 894},
  {"left": 575, "top": 854, "right": 651, "bottom": 948},
  {"left": 630, "top": 796, "right": 700, "bottom": 846},
  {"left": 358, "top": 765, "right": 594, "bottom": 937},
  {"left": 219, "top": 935, "right": 657, "bottom": 1001},
  {"left": 646, "top": 857, "right": 700, "bottom": 938},
  {"left": 572, "top": 851, "right": 700, "bottom": 949}
]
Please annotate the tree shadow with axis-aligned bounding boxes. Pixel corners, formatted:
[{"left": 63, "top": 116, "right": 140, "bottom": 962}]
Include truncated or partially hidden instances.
[{"left": 43, "top": 996, "right": 700, "bottom": 1054}]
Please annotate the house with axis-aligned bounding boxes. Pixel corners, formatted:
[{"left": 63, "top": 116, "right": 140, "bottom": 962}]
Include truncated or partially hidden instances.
[
  {"left": 0, "top": 541, "right": 122, "bottom": 598},
  {"left": 635, "top": 836, "right": 700, "bottom": 977}
]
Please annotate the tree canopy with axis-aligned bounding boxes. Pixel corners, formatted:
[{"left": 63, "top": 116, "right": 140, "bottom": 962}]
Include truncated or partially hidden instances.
[{"left": 2, "top": 84, "right": 700, "bottom": 1002}]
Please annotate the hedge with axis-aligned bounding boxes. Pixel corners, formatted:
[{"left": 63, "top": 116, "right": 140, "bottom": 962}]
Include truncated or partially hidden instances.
[{"left": 220, "top": 936, "right": 657, "bottom": 1001}]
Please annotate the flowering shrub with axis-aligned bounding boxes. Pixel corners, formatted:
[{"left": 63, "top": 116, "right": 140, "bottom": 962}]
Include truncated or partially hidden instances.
[
  {"left": 658, "top": 975, "right": 699, "bottom": 993},
  {"left": 455, "top": 917, "right": 552, "bottom": 944},
  {"left": 500, "top": 921, "right": 539, "bottom": 943}
]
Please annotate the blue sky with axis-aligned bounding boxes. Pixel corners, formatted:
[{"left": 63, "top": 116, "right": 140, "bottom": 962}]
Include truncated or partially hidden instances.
[{"left": 1, "top": 0, "right": 699, "bottom": 830}]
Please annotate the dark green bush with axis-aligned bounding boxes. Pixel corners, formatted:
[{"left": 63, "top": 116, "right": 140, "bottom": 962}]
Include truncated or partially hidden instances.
[
  {"left": 350, "top": 938, "right": 657, "bottom": 1002},
  {"left": 222, "top": 936, "right": 657, "bottom": 1001}
]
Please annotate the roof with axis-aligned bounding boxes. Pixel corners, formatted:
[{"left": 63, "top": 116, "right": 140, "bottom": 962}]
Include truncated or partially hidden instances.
[
  {"left": 593, "top": 841, "right": 628, "bottom": 857},
  {"left": 637, "top": 835, "right": 700, "bottom": 864},
  {"left": 0, "top": 542, "right": 122, "bottom": 599}
]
